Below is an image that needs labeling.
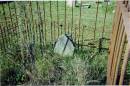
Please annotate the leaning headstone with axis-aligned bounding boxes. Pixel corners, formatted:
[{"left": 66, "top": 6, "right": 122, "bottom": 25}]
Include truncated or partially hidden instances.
[{"left": 54, "top": 34, "right": 75, "bottom": 57}]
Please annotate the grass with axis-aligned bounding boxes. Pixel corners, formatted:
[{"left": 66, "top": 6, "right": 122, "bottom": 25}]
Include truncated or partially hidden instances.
[
  {"left": 0, "top": 45, "right": 108, "bottom": 85},
  {"left": 0, "top": 1, "right": 116, "bottom": 85}
]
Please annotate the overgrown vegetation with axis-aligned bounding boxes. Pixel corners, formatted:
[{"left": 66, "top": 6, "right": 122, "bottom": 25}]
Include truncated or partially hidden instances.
[
  {"left": 0, "top": 44, "right": 108, "bottom": 85},
  {"left": 0, "top": 1, "right": 116, "bottom": 85}
]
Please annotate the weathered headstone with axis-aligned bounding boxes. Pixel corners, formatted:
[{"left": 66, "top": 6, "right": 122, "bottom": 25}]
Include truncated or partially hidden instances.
[{"left": 54, "top": 34, "right": 75, "bottom": 57}]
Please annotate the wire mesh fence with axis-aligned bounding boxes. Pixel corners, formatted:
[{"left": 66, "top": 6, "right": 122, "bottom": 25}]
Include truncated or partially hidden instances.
[{"left": 0, "top": 1, "right": 114, "bottom": 55}]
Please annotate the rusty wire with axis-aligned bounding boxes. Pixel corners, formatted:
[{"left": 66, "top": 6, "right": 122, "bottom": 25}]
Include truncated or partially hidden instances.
[
  {"left": 13, "top": 2, "right": 19, "bottom": 44},
  {"left": 14, "top": 2, "right": 25, "bottom": 61},
  {"left": 43, "top": 1, "right": 46, "bottom": 45},
  {"left": 23, "top": 3, "right": 30, "bottom": 44},
  {"left": 26, "top": 3, "right": 31, "bottom": 43},
  {"left": 102, "top": 1, "right": 108, "bottom": 38},
  {"left": 22, "top": 5, "right": 29, "bottom": 59},
  {"left": 22, "top": 3, "right": 28, "bottom": 43},
  {"left": 94, "top": 1, "right": 99, "bottom": 40},
  {"left": 67, "top": 22, "right": 69, "bottom": 34},
  {"left": 74, "top": 25, "right": 77, "bottom": 44},
  {"left": 7, "top": 2, "right": 14, "bottom": 44},
  {"left": 34, "top": 19, "right": 39, "bottom": 44},
  {"left": 29, "top": 2, "right": 35, "bottom": 44},
  {"left": 29, "top": 2, "right": 34, "bottom": 42},
  {"left": 57, "top": 0, "right": 59, "bottom": 38},
  {"left": 60, "top": 24, "right": 62, "bottom": 35},
  {"left": 64, "top": 0, "right": 67, "bottom": 33},
  {"left": 54, "top": 21, "right": 56, "bottom": 41},
  {"left": 37, "top": 1, "right": 44, "bottom": 48},
  {"left": 23, "top": 15, "right": 28, "bottom": 43},
  {"left": 78, "top": 1, "right": 82, "bottom": 49},
  {"left": 50, "top": 1, "right": 53, "bottom": 44},
  {"left": 81, "top": 25, "right": 85, "bottom": 50},
  {"left": 0, "top": 24, "right": 6, "bottom": 51},
  {"left": 36, "top": 2, "right": 44, "bottom": 55},
  {"left": 2, "top": 4, "right": 10, "bottom": 48},
  {"left": 71, "top": 1, "right": 74, "bottom": 35}
]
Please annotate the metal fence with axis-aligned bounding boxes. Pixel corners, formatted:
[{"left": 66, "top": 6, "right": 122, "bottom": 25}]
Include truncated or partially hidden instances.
[{"left": 0, "top": 1, "right": 112, "bottom": 55}]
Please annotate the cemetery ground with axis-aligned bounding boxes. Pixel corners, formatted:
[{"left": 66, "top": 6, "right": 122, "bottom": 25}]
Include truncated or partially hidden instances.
[{"left": 0, "top": 1, "right": 116, "bottom": 85}]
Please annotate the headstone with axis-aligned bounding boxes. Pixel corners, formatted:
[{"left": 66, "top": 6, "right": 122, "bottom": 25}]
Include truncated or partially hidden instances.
[
  {"left": 67, "top": 0, "right": 75, "bottom": 7},
  {"left": 54, "top": 34, "right": 75, "bottom": 57}
]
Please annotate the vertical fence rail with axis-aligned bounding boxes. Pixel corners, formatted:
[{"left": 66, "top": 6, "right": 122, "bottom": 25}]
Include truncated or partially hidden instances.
[
  {"left": 43, "top": 1, "right": 46, "bottom": 45},
  {"left": 78, "top": 0, "right": 82, "bottom": 49},
  {"left": 37, "top": 2, "right": 44, "bottom": 55},
  {"left": 13, "top": 2, "right": 19, "bottom": 44},
  {"left": 0, "top": 23, "right": 6, "bottom": 51},
  {"left": 7, "top": 2, "right": 13, "bottom": 44},
  {"left": 57, "top": 0, "right": 59, "bottom": 38},
  {"left": 107, "top": 1, "right": 130, "bottom": 85},
  {"left": 29, "top": 2, "right": 35, "bottom": 44},
  {"left": 71, "top": 1, "right": 73, "bottom": 35},
  {"left": 94, "top": 1, "right": 99, "bottom": 40},
  {"left": 50, "top": 1, "right": 53, "bottom": 44},
  {"left": 2, "top": 4, "right": 10, "bottom": 49},
  {"left": 102, "top": 1, "right": 108, "bottom": 38},
  {"left": 64, "top": 0, "right": 67, "bottom": 33},
  {"left": 29, "top": 2, "right": 34, "bottom": 43}
]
